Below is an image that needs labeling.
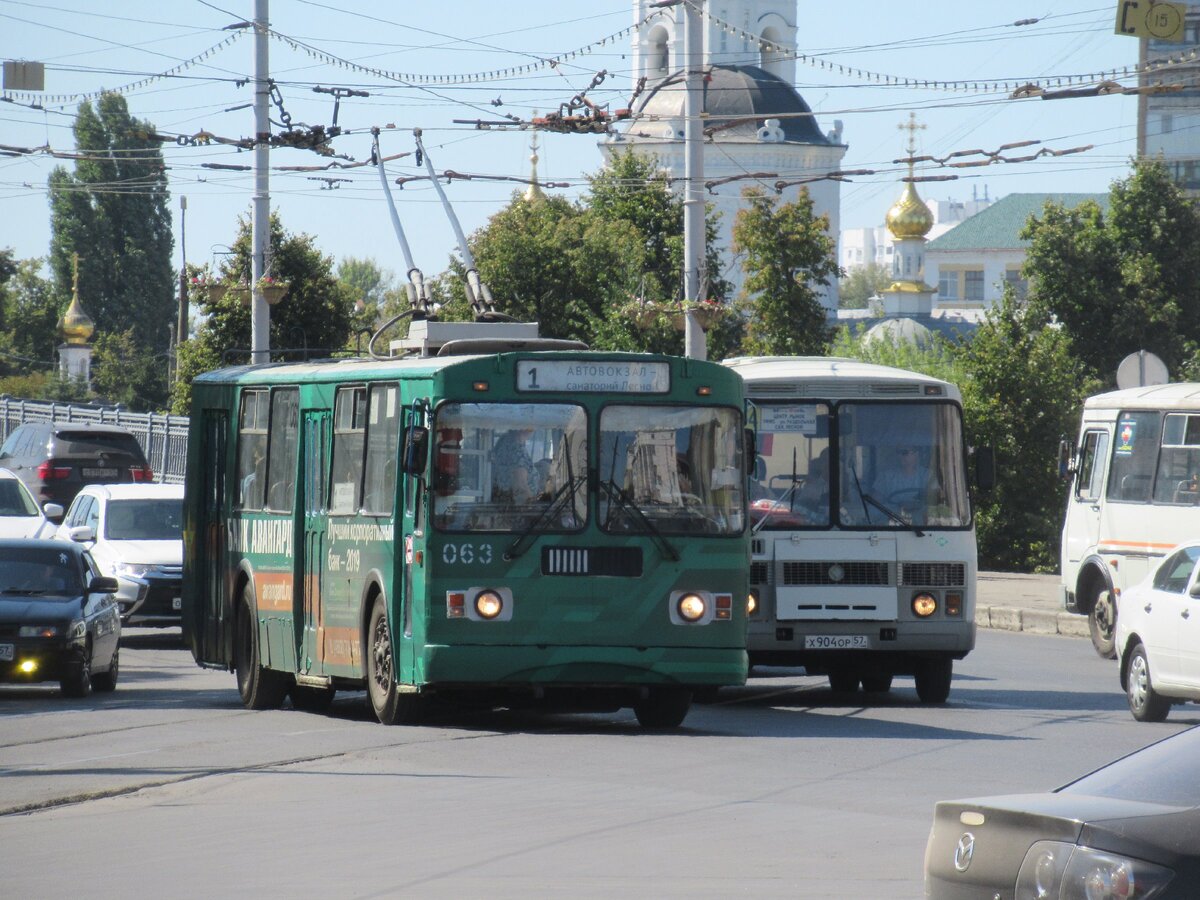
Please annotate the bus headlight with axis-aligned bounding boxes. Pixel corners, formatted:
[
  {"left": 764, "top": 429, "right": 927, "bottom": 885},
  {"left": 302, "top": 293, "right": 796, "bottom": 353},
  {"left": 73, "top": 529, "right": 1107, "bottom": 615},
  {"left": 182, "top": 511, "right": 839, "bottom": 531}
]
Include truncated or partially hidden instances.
[
  {"left": 677, "top": 593, "right": 707, "bottom": 622},
  {"left": 748, "top": 589, "right": 759, "bottom": 616},
  {"left": 474, "top": 590, "right": 504, "bottom": 620},
  {"left": 911, "top": 593, "right": 938, "bottom": 617}
]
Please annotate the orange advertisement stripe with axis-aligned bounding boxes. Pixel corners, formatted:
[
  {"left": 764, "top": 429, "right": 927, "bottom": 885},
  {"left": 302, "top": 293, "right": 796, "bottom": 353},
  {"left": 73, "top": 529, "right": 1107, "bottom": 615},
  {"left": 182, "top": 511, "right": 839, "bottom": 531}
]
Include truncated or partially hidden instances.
[{"left": 1098, "top": 540, "right": 1177, "bottom": 552}]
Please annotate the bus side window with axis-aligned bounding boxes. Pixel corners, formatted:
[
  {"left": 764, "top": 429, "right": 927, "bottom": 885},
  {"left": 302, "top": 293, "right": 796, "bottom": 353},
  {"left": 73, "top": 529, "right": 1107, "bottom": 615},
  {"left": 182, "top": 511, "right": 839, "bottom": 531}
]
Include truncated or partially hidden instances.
[
  {"left": 1154, "top": 413, "right": 1200, "bottom": 505},
  {"left": 330, "top": 386, "right": 367, "bottom": 514},
  {"left": 265, "top": 388, "right": 299, "bottom": 513},
  {"left": 362, "top": 384, "right": 400, "bottom": 515},
  {"left": 1076, "top": 430, "right": 1109, "bottom": 502}
]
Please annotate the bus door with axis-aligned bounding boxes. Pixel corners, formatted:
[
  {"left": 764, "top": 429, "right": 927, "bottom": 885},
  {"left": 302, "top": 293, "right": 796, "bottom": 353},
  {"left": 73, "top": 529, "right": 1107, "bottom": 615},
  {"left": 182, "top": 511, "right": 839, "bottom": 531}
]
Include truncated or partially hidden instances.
[
  {"left": 396, "top": 399, "right": 429, "bottom": 681},
  {"left": 296, "top": 409, "right": 331, "bottom": 674},
  {"left": 196, "top": 409, "right": 230, "bottom": 666},
  {"left": 1065, "top": 427, "right": 1110, "bottom": 569}
]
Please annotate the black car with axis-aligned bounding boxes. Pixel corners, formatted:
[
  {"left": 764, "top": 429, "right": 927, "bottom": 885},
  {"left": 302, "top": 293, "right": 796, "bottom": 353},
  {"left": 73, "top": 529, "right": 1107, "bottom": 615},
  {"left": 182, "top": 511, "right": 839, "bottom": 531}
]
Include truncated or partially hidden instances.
[
  {"left": 925, "top": 726, "right": 1200, "bottom": 898},
  {"left": 0, "top": 422, "right": 154, "bottom": 509},
  {"left": 0, "top": 539, "right": 121, "bottom": 696}
]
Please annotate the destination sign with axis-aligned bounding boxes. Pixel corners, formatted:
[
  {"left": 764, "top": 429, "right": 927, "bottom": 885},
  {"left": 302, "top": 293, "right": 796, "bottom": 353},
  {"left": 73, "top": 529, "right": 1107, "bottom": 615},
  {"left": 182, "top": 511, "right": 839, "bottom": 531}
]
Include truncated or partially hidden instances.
[{"left": 516, "top": 360, "right": 670, "bottom": 393}]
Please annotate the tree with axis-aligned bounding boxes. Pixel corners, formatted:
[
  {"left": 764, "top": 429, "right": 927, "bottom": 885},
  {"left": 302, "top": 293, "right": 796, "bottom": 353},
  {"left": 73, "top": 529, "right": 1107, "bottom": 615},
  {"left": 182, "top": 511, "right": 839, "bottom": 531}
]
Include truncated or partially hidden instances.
[
  {"left": 958, "top": 292, "right": 1098, "bottom": 571},
  {"left": 92, "top": 330, "right": 168, "bottom": 410},
  {"left": 733, "top": 187, "right": 840, "bottom": 356},
  {"left": 839, "top": 262, "right": 890, "bottom": 309},
  {"left": 0, "top": 258, "right": 59, "bottom": 378},
  {"left": 1022, "top": 160, "right": 1200, "bottom": 383},
  {"left": 48, "top": 92, "right": 174, "bottom": 356},
  {"left": 829, "top": 324, "right": 964, "bottom": 386},
  {"left": 171, "top": 213, "right": 355, "bottom": 413}
]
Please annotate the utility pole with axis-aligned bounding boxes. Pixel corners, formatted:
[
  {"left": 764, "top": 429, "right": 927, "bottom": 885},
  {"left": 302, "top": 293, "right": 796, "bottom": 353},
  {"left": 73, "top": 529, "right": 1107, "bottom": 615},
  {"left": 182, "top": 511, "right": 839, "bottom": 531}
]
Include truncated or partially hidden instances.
[
  {"left": 682, "top": 0, "right": 706, "bottom": 360},
  {"left": 175, "top": 195, "right": 187, "bottom": 383},
  {"left": 251, "top": 0, "right": 271, "bottom": 364}
]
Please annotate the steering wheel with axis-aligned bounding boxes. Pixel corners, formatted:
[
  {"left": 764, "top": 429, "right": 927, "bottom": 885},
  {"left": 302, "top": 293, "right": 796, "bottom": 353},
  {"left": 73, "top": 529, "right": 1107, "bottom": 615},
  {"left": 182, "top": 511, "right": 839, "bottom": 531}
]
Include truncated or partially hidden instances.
[{"left": 886, "top": 488, "right": 923, "bottom": 509}]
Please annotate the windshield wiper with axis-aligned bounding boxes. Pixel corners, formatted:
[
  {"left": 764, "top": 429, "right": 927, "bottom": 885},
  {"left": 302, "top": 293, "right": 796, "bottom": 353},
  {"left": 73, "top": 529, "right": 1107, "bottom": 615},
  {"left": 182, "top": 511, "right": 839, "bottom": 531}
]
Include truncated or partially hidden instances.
[
  {"left": 598, "top": 479, "right": 679, "bottom": 561},
  {"left": 503, "top": 475, "right": 586, "bottom": 560},
  {"left": 859, "top": 492, "right": 925, "bottom": 538},
  {"left": 754, "top": 447, "right": 802, "bottom": 534}
]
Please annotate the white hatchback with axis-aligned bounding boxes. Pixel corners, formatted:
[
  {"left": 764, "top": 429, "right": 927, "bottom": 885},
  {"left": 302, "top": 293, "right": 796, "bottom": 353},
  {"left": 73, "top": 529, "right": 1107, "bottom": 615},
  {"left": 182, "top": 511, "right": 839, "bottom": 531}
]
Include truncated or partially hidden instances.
[
  {"left": 1116, "top": 540, "right": 1200, "bottom": 721},
  {"left": 56, "top": 483, "right": 184, "bottom": 626},
  {"left": 0, "top": 468, "right": 61, "bottom": 538}
]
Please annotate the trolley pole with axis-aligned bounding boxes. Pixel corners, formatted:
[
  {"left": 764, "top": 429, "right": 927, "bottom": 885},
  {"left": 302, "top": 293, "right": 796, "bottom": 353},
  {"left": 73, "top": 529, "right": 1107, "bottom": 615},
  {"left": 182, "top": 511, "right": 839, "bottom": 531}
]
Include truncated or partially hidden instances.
[
  {"left": 251, "top": 0, "right": 271, "bottom": 364},
  {"left": 682, "top": 0, "right": 706, "bottom": 360}
]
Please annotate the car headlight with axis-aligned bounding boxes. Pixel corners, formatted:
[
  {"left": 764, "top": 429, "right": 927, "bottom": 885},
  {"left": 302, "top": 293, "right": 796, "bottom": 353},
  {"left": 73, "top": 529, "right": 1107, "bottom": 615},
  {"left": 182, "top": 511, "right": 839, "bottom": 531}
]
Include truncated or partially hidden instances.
[
  {"left": 18, "top": 625, "right": 59, "bottom": 638},
  {"left": 677, "top": 593, "right": 707, "bottom": 622},
  {"left": 747, "top": 589, "right": 759, "bottom": 616},
  {"left": 115, "top": 563, "right": 159, "bottom": 577},
  {"left": 912, "top": 592, "right": 938, "bottom": 617},
  {"left": 1016, "top": 841, "right": 1174, "bottom": 900}
]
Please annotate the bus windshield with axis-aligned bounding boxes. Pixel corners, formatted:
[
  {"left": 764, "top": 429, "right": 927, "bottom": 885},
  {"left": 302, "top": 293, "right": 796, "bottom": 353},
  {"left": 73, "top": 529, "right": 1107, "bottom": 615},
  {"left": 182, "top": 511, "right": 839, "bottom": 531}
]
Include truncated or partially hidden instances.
[
  {"left": 749, "top": 400, "right": 969, "bottom": 530},
  {"left": 432, "top": 402, "right": 588, "bottom": 533},
  {"left": 598, "top": 405, "right": 744, "bottom": 536}
]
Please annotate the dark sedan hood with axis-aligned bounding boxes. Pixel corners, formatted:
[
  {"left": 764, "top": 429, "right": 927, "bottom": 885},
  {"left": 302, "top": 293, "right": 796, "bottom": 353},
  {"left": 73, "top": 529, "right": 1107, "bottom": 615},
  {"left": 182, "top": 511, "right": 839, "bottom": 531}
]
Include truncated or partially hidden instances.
[{"left": 0, "top": 594, "right": 80, "bottom": 622}]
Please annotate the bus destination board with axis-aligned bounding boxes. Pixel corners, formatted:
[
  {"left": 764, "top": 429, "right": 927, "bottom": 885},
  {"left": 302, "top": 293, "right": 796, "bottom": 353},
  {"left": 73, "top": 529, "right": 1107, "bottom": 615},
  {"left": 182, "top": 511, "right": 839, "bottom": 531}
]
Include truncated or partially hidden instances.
[{"left": 516, "top": 360, "right": 670, "bottom": 394}]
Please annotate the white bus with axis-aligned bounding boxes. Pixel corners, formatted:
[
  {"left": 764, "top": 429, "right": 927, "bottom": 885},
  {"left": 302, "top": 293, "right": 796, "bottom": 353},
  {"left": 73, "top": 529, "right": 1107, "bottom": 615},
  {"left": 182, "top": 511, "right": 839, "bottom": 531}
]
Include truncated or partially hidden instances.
[
  {"left": 723, "top": 357, "right": 988, "bottom": 703},
  {"left": 1061, "top": 383, "right": 1200, "bottom": 658}
]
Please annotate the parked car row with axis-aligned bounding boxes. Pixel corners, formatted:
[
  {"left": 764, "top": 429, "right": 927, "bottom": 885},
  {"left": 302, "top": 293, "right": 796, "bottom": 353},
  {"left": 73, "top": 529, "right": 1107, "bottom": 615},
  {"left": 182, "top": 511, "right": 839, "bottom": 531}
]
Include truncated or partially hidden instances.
[{"left": 0, "top": 423, "right": 183, "bottom": 696}]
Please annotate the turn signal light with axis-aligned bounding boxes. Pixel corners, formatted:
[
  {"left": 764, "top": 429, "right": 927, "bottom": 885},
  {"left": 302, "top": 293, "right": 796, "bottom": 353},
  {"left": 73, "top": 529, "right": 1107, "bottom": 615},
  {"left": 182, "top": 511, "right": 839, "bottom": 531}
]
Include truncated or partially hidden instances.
[{"left": 945, "top": 592, "right": 962, "bottom": 616}]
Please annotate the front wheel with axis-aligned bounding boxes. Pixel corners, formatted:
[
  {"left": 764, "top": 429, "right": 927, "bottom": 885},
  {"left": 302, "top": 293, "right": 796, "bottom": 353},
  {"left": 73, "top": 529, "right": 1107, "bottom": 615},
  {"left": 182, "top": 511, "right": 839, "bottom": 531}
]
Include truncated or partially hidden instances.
[
  {"left": 1088, "top": 586, "right": 1117, "bottom": 659},
  {"left": 366, "top": 599, "right": 422, "bottom": 725},
  {"left": 234, "top": 588, "right": 288, "bottom": 710},
  {"left": 60, "top": 643, "right": 92, "bottom": 698},
  {"left": 1127, "top": 643, "right": 1170, "bottom": 722},
  {"left": 91, "top": 647, "right": 119, "bottom": 693},
  {"left": 633, "top": 687, "right": 692, "bottom": 729},
  {"left": 915, "top": 658, "right": 952, "bottom": 704}
]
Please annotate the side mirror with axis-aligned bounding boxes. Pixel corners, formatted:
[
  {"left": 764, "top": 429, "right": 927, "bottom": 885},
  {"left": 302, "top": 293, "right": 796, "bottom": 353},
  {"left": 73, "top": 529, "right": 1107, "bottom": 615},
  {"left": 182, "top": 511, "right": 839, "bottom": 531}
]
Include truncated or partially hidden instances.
[
  {"left": 88, "top": 575, "right": 120, "bottom": 594},
  {"left": 974, "top": 446, "right": 996, "bottom": 492},
  {"left": 43, "top": 502, "right": 64, "bottom": 520},
  {"left": 744, "top": 428, "right": 756, "bottom": 476},
  {"left": 402, "top": 424, "right": 430, "bottom": 476},
  {"left": 1057, "top": 437, "right": 1075, "bottom": 480},
  {"left": 68, "top": 525, "right": 95, "bottom": 543}
]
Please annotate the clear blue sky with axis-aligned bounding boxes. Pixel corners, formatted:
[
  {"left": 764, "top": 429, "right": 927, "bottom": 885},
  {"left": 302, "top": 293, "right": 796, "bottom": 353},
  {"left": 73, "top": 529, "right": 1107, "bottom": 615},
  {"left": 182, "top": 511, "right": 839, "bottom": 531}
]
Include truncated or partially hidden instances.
[{"left": 0, "top": 1, "right": 1142, "bottom": 294}]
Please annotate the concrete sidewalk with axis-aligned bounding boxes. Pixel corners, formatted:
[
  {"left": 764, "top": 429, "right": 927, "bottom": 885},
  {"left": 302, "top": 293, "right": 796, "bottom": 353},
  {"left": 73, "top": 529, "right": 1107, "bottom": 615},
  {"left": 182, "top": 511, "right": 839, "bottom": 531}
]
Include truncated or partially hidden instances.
[{"left": 976, "top": 571, "right": 1089, "bottom": 638}]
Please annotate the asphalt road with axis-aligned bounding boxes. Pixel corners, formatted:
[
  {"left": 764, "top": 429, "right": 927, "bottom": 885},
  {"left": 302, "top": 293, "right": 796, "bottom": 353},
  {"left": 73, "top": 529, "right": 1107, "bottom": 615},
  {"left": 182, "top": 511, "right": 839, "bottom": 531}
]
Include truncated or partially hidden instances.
[{"left": 1, "top": 625, "right": 1192, "bottom": 898}]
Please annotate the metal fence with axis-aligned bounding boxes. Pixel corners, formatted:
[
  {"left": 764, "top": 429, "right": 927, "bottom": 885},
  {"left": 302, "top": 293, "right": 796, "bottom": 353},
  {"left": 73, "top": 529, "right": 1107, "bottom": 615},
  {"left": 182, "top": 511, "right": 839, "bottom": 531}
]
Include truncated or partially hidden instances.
[{"left": 0, "top": 396, "right": 189, "bottom": 484}]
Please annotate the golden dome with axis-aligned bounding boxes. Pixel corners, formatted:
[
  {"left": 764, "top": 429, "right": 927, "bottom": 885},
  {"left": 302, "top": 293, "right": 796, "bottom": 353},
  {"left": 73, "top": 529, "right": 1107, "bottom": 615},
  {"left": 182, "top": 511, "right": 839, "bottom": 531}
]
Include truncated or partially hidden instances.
[
  {"left": 60, "top": 294, "right": 95, "bottom": 345},
  {"left": 885, "top": 181, "right": 934, "bottom": 239}
]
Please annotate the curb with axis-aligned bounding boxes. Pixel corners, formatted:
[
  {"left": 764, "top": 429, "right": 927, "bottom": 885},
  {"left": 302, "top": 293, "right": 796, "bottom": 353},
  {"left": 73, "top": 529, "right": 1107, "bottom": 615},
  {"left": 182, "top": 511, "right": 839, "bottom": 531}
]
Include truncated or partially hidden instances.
[{"left": 978, "top": 606, "right": 1090, "bottom": 639}]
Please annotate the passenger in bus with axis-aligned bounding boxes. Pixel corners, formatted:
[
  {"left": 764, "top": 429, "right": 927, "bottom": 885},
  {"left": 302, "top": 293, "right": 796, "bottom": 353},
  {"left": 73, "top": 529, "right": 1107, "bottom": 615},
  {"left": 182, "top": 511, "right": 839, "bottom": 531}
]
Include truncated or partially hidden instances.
[{"left": 491, "top": 428, "right": 535, "bottom": 504}]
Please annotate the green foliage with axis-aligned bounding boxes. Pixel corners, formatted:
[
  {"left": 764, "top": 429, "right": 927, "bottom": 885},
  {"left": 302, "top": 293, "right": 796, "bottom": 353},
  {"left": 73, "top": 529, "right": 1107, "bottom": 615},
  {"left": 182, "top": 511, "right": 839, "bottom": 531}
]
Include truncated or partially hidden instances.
[
  {"left": 733, "top": 187, "right": 840, "bottom": 356},
  {"left": 839, "top": 262, "right": 890, "bottom": 309},
  {"left": 91, "top": 329, "right": 168, "bottom": 411},
  {"left": 171, "top": 213, "right": 355, "bottom": 414},
  {"left": 0, "top": 258, "right": 59, "bottom": 376},
  {"left": 829, "top": 324, "right": 965, "bottom": 385},
  {"left": 1022, "top": 160, "right": 1200, "bottom": 383},
  {"left": 959, "top": 292, "right": 1098, "bottom": 571},
  {"left": 48, "top": 92, "right": 174, "bottom": 352}
]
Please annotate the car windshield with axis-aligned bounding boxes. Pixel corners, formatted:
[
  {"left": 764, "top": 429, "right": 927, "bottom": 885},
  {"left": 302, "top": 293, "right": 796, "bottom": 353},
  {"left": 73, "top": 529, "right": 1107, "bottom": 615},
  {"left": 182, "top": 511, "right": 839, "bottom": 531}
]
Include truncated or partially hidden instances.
[
  {"left": 1059, "top": 726, "right": 1200, "bottom": 807},
  {"left": 432, "top": 402, "right": 589, "bottom": 533},
  {"left": 104, "top": 498, "right": 183, "bottom": 540},
  {"left": 598, "top": 405, "right": 744, "bottom": 536},
  {"left": 0, "top": 547, "right": 82, "bottom": 594},
  {"left": 0, "top": 479, "right": 39, "bottom": 517}
]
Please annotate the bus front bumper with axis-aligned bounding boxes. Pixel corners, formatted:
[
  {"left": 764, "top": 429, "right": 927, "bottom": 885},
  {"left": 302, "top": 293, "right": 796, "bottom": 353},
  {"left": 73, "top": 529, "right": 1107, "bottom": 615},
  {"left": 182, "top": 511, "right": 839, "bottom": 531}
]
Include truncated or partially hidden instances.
[{"left": 420, "top": 644, "right": 747, "bottom": 688}]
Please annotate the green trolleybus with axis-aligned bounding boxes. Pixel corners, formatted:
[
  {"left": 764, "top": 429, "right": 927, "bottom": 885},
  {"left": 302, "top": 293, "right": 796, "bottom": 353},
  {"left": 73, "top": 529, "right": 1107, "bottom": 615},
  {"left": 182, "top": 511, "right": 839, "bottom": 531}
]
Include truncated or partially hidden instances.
[{"left": 183, "top": 336, "right": 749, "bottom": 728}]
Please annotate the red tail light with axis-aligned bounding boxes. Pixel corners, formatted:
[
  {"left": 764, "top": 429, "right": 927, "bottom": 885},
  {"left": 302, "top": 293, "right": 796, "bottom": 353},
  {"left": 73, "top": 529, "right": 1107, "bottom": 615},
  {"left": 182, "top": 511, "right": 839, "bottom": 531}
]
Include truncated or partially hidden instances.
[
  {"left": 36, "top": 460, "right": 71, "bottom": 481},
  {"left": 131, "top": 465, "right": 155, "bottom": 482}
]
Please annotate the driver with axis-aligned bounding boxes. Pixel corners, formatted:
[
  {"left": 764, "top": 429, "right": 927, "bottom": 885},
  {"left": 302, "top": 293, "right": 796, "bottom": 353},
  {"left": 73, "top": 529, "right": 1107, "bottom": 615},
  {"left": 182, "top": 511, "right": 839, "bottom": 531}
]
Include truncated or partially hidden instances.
[{"left": 871, "top": 445, "right": 938, "bottom": 521}]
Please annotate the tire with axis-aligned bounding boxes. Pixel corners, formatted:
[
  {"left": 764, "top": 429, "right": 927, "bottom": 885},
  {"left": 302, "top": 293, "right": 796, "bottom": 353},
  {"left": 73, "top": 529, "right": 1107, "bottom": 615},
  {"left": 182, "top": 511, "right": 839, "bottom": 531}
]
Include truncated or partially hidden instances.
[
  {"left": 861, "top": 673, "right": 893, "bottom": 694},
  {"left": 1087, "top": 584, "right": 1118, "bottom": 659},
  {"left": 60, "top": 642, "right": 92, "bottom": 698},
  {"left": 290, "top": 684, "right": 335, "bottom": 712},
  {"left": 1127, "top": 643, "right": 1170, "bottom": 722},
  {"left": 633, "top": 687, "right": 692, "bottom": 729},
  {"left": 915, "top": 658, "right": 953, "bottom": 704},
  {"left": 233, "top": 587, "right": 288, "bottom": 710},
  {"left": 828, "top": 669, "right": 860, "bottom": 693},
  {"left": 366, "top": 598, "right": 422, "bottom": 725},
  {"left": 91, "top": 647, "right": 119, "bottom": 693}
]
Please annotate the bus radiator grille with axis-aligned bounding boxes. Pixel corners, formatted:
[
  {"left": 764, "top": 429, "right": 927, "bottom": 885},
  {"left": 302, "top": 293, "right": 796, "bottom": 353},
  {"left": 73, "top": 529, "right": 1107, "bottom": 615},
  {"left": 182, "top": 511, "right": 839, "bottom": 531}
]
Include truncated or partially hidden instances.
[
  {"left": 899, "top": 562, "right": 966, "bottom": 587},
  {"left": 541, "top": 546, "right": 643, "bottom": 577},
  {"left": 780, "top": 561, "right": 889, "bottom": 586}
]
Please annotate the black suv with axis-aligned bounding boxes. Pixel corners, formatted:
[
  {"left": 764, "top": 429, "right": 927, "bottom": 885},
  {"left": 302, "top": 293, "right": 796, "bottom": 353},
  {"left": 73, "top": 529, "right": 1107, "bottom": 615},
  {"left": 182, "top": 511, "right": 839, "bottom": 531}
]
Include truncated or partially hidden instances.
[{"left": 0, "top": 423, "right": 154, "bottom": 510}]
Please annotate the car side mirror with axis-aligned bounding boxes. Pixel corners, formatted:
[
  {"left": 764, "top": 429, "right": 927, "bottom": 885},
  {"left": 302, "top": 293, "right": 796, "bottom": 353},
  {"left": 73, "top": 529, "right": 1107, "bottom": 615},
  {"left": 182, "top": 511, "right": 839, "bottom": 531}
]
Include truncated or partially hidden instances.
[
  {"left": 1190, "top": 582, "right": 1200, "bottom": 599},
  {"left": 88, "top": 576, "right": 119, "bottom": 594},
  {"left": 744, "top": 428, "right": 756, "bottom": 476},
  {"left": 974, "top": 446, "right": 996, "bottom": 492},
  {"left": 402, "top": 424, "right": 430, "bottom": 476},
  {"left": 43, "top": 502, "right": 64, "bottom": 520},
  {"left": 68, "top": 525, "right": 95, "bottom": 543}
]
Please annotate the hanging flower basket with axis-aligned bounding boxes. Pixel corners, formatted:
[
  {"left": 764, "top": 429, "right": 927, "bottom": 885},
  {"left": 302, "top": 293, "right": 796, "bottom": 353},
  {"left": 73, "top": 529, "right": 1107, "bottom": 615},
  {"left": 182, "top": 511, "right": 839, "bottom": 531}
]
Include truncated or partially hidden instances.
[
  {"left": 256, "top": 276, "right": 290, "bottom": 306},
  {"left": 671, "top": 302, "right": 726, "bottom": 331},
  {"left": 227, "top": 283, "right": 252, "bottom": 306},
  {"left": 620, "top": 301, "right": 664, "bottom": 330}
]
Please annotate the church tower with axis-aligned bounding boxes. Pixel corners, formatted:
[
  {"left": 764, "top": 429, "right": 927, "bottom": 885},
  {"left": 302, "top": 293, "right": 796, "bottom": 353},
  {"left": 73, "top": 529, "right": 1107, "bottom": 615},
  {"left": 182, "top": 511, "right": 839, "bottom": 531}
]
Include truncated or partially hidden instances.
[
  {"left": 58, "top": 252, "right": 95, "bottom": 385},
  {"left": 613, "top": 0, "right": 846, "bottom": 309},
  {"left": 878, "top": 114, "right": 936, "bottom": 316}
]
